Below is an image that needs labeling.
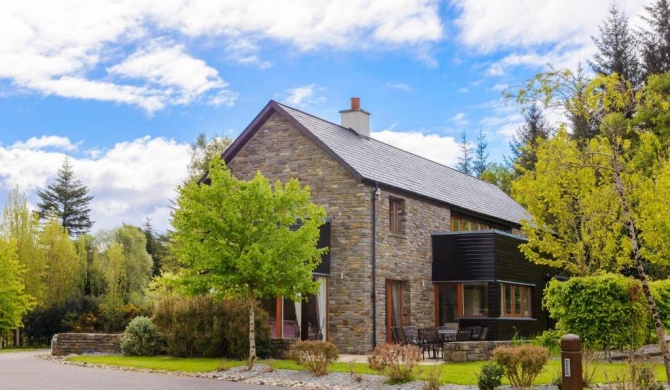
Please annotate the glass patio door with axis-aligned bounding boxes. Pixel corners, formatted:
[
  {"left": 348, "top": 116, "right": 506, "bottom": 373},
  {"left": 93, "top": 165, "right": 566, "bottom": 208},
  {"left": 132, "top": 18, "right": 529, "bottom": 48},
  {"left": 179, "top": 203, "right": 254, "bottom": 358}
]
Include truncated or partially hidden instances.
[{"left": 386, "top": 280, "right": 403, "bottom": 342}]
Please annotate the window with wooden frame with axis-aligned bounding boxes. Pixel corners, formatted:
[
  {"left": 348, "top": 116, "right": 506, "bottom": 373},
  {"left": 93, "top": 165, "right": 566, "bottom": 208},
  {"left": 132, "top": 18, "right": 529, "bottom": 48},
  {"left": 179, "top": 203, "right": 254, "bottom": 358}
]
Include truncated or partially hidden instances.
[
  {"left": 500, "top": 283, "right": 532, "bottom": 317},
  {"left": 450, "top": 215, "right": 491, "bottom": 232},
  {"left": 389, "top": 197, "right": 405, "bottom": 234}
]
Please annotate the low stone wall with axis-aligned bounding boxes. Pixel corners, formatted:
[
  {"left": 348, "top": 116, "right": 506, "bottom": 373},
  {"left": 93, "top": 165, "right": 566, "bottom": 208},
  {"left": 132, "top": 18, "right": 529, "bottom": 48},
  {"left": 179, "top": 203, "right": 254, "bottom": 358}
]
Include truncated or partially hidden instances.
[
  {"left": 443, "top": 340, "right": 523, "bottom": 362},
  {"left": 269, "top": 338, "right": 297, "bottom": 359},
  {"left": 51, "top": 333, "right": 123, "bottom": 356}
]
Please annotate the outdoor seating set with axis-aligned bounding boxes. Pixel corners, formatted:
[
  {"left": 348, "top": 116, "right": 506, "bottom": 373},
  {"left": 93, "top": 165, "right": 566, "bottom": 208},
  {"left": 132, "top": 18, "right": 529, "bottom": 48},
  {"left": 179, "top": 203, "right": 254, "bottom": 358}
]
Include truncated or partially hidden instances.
[{"left": 390, "top": 325, "right": 489, "bottom": 360}]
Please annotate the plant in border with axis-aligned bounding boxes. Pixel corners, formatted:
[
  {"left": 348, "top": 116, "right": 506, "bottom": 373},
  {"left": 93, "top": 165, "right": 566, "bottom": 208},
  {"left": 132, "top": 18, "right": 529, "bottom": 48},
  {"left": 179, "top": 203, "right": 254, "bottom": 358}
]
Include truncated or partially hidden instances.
[
  {"left": 492, "top": 344, "right": 549, "bottom": 389},
  {"left": 120, "top": 316, "right": 165, "bottom": 356},
  {"left": 367, "top": 343, "right": 421, "bottom": 384},
  {"left": 476, "top": 361, "right": 504, "bottom": 390},
  {"left": 289, "top": 340, "right": 339, "bottom": 376}
]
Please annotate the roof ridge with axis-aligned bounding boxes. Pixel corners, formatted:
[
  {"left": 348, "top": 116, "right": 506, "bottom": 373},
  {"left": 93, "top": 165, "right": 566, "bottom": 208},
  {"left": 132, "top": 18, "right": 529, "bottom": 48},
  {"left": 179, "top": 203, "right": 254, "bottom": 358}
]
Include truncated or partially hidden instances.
[{"left": 275, "top": 100, "right": 512, "bottom": 197}]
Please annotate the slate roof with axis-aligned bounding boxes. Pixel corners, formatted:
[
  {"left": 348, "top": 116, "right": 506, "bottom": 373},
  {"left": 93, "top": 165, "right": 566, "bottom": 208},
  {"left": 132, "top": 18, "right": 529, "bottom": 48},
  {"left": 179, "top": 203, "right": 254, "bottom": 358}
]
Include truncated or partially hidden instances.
[{"left": 224, "top": 100, "right": 529, "bottom": 226}]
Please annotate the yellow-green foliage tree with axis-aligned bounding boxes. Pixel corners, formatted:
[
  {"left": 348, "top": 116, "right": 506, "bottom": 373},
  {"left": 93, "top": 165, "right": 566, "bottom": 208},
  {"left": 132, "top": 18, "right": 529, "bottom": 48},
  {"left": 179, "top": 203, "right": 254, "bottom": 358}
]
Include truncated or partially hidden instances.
[
  {"left": 40, "top": 218, "right": 85, "bottom": 306},
  {"left": 171, "top": 157, "right": 327, "bottom": 364},
  {"left": 512, "top": 71, "right": 670, "bottom": 381},
  {"left": 0, "top": 239, "right": 36, "bottom": 342}
]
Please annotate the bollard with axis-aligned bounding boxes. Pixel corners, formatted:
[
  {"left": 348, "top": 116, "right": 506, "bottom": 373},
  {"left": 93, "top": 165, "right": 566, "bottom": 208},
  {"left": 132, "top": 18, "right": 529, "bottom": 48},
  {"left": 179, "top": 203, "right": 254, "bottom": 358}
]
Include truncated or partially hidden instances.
[{"left": 561, "top": 334, "right": 583, "bottom": 390}]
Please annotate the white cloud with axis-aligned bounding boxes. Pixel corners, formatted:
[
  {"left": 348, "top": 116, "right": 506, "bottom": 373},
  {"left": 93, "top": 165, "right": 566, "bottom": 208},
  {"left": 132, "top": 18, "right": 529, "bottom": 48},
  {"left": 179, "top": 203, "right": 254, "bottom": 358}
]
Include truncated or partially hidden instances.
[
  {"left": 372, "top": 130, "right": 460, "bottom": 167},
  {"left": 284, "top": 84, "right": 326, "bottom": 107},
  {"left": 454, "top": 0, "right": 646, "bottom": 75},
  {"left": 12, "top": 136, "right": 78, "bottom": 151},
  {"left": 451, "top": 112, "right": 467, "bottom": 124},
  {"left": 0, "top": 135, "right": 190, "bottom": 232},
  {"left": 384, "top": 83, "right": 413, "bottom": 91},
  {"left": 0, "top": 0, "right": 443, "bottom": 111},
  {"left": 458, "top": 87, "right": 469, "bottom": 93}
]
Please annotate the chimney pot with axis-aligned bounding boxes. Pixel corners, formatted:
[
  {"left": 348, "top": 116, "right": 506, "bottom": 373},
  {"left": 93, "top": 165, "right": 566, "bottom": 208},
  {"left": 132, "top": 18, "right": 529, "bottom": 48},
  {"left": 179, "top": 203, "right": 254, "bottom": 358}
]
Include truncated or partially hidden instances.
[{"left": 351, "top": 97, "right": 360, "bottom": 110}]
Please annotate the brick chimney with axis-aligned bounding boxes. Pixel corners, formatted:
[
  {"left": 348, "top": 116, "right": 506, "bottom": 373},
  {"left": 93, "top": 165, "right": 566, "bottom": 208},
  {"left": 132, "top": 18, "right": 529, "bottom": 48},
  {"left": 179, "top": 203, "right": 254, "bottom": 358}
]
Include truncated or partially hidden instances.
[{"left": 339, "top": 97, "right": 370, "bottom": 137}]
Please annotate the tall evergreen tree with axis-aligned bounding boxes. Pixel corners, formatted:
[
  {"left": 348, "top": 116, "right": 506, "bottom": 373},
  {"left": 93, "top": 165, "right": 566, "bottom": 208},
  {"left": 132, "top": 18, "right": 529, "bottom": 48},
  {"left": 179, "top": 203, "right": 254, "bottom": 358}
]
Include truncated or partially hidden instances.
[
  {"left": 589, "top": 3, "right": 641, "bottom": 86},
  {"left": 568, "top": 64, "right": 600, "bottom": 145},
  {"left": 142, "top": 218, "right": 166, "bottom": 277},
  {"left": 36, "top": 158, "right": 93, "bottom": 236},
  {"left": 456, "top": 130, "right": 473, "bottom": 175},
  {"left": 509, "top": 104, "right": 552, "bottom": 173},
  {"left": 640, "top": 0, "right": 670, "bottom": 77},
  {"left": 472, "top": 128, "right": 490, "bottom": 177}
]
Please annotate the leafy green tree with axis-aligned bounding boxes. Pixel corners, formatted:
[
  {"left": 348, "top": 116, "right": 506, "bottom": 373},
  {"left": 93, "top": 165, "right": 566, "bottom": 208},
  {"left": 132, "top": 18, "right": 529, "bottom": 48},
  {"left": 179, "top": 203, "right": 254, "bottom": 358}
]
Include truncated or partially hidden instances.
[
  {"left": 480, "top": 162, "right": 514, "bottom": 195},
  {"left": 114, "top": 225, "right": 153, "bottom": 306},
  {"left": 640, "top": 0, "right": 670, "bottom": 77},
  {"left": 568, "top": 64, "right": 600, "bottom": 146},
  {"left": 512, "top": 71, "right": 670, "bottom": 380},
  {"left": 0, "top": 188, "right": 46, "bottom": 304},
  {"left": 456, "top": 130, "right": 473, "bottom": 175},
  {"left": 36, "top": 158, "right": 94, "bottom": 236},
  {"left": 171, "top": 157, "right": 327, "bottom": 363},
  {"left": 100, "top": 241, "right": 126, "bottom": 308},
  {"left": 472, "top": 128, "right": 490, "bottom": 177},
  {"left": 590, "top": 3, "right": 642, "bottom": 86},
  {"left": 188, "top": 133, "right": 233, "bottom": 183},
  {"left": 40, "top": 218, "right": 84, "bottom": 306},
  {"left": 0, "top": 239, "right": 36, "bottom": 342}
]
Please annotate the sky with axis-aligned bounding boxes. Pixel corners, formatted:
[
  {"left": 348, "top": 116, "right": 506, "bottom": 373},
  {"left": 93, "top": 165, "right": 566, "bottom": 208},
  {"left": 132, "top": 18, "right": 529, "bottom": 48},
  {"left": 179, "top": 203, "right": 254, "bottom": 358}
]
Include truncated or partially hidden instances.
[{"left": 0, "top": 0, "right": 651, "bottom": 233}]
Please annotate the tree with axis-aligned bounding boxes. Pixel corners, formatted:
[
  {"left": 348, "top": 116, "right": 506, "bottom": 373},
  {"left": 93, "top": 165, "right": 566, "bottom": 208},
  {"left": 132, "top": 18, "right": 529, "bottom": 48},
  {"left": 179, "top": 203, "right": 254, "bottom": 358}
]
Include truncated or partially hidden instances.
[
  {"left": 0, "top": 239, "right": 36, "bottom": 343},
  {"left": 512, "top": 71, "right": 670, "bottom": 381},
  {"left": 456, "top": 130, "right": 473, "bottom": 175},
  {"left": 114, "top": 225, "right": 153, "bottom": 306},
  {"left": 36, "top": 158, "right": 94, "bottom": 236},
  {"left": 472, "top": 128, "right": 490, "bottom": 177},
  {"left": 640, "top": 0, "right": 670, "bottom": 77},
  {"left": 508, "top": 104, "right": 552, "bottom": 174},
  {"left": 40, "top": 218, "right": 84, "bottom": 306},
  {"left": 480, "top": 162, "right": 514, "bottom": 195},
  {"left": 568, "top": 64, "right": 601, "bottom": 145},
  {"left": 171, "top": 156, "right": 327, "bottom": 364},
  {"left": 142, "top": 218, "right": 167, "bottom": 277},
  {"left": 589, "top": 3, "right": 642, "bottom": 86},
  {"left": 187, "top": 133, "right": 233, "bottom": 183}
]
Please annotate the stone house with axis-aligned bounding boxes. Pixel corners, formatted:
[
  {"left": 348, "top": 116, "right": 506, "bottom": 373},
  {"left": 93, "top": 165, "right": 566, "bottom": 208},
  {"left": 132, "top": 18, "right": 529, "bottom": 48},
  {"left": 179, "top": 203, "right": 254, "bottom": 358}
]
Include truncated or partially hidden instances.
[{"left": 221, "top": 98, "right": 556, "bottom": 354}]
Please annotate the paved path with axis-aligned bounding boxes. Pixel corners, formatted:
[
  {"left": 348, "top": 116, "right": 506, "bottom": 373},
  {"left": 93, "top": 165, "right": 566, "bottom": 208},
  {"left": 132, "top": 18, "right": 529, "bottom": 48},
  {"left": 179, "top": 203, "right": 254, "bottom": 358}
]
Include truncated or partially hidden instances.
[{"left": 0, "top": 350, "right": 287, "bottom": 390}]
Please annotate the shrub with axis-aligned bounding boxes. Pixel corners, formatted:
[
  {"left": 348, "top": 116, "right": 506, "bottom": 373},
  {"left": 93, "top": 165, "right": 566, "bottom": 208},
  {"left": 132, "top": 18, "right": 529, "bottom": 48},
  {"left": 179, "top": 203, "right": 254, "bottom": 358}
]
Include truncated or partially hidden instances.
[
  {"left": 604, "top": 359, "right": 664, "bottom": 390},
  {"left": 152, "top": 295, "right": 270, "bottom": 359},
  {"left": 420, "top": 364, "right": 443, "bottom": 390},
  {"left": 120, "top": 316, "right": 165, "bottom": 356},
  {"left": 492, "top": 344, "right": 549, "bottom": 389},
  {"left": 367, "top": 344, "right": 421, "bottom": 384},
  {"left": 289, "top": 340, "right": 339, "bottom": 376},
  {"left": 476, "top": 362, "right": 504, "bottom": 390}
]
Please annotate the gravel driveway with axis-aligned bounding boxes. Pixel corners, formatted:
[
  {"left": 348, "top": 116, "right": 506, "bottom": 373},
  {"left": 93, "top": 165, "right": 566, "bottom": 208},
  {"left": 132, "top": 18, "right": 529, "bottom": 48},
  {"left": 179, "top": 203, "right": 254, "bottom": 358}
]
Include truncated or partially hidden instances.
[{"left": 0, "top": 350, "right": 286, "bottom": 390}]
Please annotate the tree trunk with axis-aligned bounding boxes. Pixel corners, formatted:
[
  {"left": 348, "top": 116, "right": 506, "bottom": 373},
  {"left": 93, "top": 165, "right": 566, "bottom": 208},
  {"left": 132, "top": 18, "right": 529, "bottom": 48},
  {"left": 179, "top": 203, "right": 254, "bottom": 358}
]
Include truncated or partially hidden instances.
[
  {"left": 248, "top": 290, "right": 256, "bottom": 367},
  {"left": 14, "top": 328, "right": 20, "bottom": 347},
  {"left": 611, "top": 148, "right": 670, "bottom": 383}
]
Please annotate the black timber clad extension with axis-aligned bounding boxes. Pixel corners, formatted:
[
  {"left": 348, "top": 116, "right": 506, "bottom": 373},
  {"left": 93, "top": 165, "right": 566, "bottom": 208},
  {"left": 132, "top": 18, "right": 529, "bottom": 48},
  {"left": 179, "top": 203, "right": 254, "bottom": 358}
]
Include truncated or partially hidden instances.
[
  {"left": 432, "top": 230, "right": 558, "bottom": 340},
  {"left": 314, "top": 221, "right": 331, "bottom": 275}
]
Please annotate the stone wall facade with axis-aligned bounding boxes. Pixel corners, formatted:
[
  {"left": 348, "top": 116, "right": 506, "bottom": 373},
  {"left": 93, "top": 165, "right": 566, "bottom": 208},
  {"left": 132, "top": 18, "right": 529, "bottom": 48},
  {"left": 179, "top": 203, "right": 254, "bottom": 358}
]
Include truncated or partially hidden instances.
[
  {"left": 227, "top": 112, "right": 456, "bottom": 354},
  {"left": 443, "top": 340, "right": 522, "bottom": 362},
  {"left": 51, "top": 333, "right": 122, "bottom": 356}
]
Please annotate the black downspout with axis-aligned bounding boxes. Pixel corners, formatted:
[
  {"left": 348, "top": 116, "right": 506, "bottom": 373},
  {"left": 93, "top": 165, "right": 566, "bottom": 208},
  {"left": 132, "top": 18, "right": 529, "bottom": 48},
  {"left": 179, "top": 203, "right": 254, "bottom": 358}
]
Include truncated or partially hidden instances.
[{"left": 371, "top": 182, "right": 379, "bottom": 349}]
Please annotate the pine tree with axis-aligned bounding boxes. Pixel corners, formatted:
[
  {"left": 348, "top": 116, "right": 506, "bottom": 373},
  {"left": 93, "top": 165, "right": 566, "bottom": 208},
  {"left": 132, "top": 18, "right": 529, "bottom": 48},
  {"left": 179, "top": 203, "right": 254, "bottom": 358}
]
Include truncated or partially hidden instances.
[
  {"left": 640, "top": 0, "right": 670, "bottom": 77},
  {"left": 36, "top": 158, "right": 94, "bottom": 236},
  {"left": 456, "top": 130, "right": 473, "bottom": 175},
  {"left": 472, "top": 128, "right": 490, "bottom": 177},
  {"left": 589, "top": 4, "right": 641, "bottom": 86},
  {"left": 509, "top": 104, "right": 552, "bottom": 173},
  {"left": 142, "top": 218, "right": 165, "bottom": 277},
  {"left": 568, "top": 63, "right": 600, "bottom": 145}
]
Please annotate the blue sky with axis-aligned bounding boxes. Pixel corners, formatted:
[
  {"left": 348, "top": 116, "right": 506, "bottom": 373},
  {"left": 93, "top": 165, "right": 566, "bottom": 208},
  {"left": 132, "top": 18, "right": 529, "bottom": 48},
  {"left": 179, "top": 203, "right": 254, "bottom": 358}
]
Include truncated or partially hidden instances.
[{"left": 0, "top": 0, "right": 649, "bottom": 232}]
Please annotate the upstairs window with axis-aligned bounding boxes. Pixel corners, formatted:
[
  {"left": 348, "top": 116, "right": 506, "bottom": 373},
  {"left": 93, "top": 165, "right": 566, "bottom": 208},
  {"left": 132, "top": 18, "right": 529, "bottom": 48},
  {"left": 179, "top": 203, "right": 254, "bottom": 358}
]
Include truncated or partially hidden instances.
[{"left": 389, "top": 197, "right": 405, "bottom": 234}]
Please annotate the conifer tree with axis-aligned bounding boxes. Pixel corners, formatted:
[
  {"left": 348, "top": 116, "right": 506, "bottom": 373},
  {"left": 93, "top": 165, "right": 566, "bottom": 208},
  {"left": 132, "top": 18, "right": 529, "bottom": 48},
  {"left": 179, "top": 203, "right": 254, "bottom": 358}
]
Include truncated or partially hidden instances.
[
  {"left": 472, "top": 128, "right": 490, "bottom": 177},
  {"left": 640, "top": 0, "right": 670, "bottom": 77},
  {"left": 589, "top": 4, "right": 641, "bottom": 86},
  {"left": 456, "top": 130, "right": 473, "bottom": 175},
  {"left": 509, "top": 104, "right": 552, "bottom": 174},
  {"left": 36, "top": 158, "right": 93, "bottom": 236}
]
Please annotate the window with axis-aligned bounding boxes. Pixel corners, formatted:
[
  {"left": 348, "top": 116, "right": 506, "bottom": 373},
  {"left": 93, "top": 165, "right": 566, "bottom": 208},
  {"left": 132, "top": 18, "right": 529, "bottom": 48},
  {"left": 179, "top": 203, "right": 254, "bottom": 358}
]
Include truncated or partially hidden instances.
[
  {"left": 501, "top": 283, "right": 532, "bottom": 317},
  {"left": 434, "top": 282, "right": 489, "bottom": 326},
  {"left": 463, "top": 282, "right": 489, "bottom": 316},
  {"left": 389, "top": 197, "right": 405, "bottom": 234},
  {"left": 386, "top": 280, "right": 404, "bottom": 342},
  {"left": 451, "top": 215, "right": 490, "bottom": 232}
]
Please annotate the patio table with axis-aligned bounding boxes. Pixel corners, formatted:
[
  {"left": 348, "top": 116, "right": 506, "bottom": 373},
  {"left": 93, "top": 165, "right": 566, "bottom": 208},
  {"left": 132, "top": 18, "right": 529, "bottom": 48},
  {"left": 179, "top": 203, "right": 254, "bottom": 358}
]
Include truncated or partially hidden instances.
[{"left": 437, "top": 328, "right": 457, "bottom": 341}]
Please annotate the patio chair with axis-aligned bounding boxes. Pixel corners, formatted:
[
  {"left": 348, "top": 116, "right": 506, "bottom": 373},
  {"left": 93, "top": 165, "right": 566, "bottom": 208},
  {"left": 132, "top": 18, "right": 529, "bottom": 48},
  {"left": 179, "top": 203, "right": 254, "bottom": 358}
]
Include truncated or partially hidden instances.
[
  {"left": 479, "top": 327, "right": 489, "bottom": 341},
  {"left": 436, "top": 326, "right": 456, "bottom": 341},
  {"left": 391, "top": 327, "right": 402, "bottom": 344},
  {"left": 403, "top": 326, "right": 419, "bottom": 346},
  {"left": 455, "top": 328, "right": 472, "bottom": 341},
  {"left": 418, "top": 328, "right": 443, "bottom": 360},
  {"left": 469, "top": 326, "right": 482, "bottom": 340}
]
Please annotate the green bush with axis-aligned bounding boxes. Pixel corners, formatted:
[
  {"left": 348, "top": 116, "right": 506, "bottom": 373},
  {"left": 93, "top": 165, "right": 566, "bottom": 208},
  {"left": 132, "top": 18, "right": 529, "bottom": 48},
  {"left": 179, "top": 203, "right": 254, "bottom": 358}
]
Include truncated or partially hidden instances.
[
  {"left": 289, "top": 340, "right": 339, "bottom": 376},
  {"left": 543, "top": 274, "right": 648, "bottom": 351},
  {"left": 367, "top": 344, "right": 421, "bottom": 384},
  {"left": 120, "top": 316, "right": 165, "bottom": 356},
  {"left": 476, "top": 362, "right": 504, "bottom": 390},
  {"left": 492, "top": 344, "right": 549, "bottom": 389},
  {"left": 152, "top": 295, "right": 270, "bottom": 359}
]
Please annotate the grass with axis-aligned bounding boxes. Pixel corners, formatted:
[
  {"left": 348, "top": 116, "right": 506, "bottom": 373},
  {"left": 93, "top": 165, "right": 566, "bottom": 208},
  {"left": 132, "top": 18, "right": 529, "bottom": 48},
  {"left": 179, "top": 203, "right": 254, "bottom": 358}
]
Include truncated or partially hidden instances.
[
  {"left": 67, "top": 355, "right": 669, "bottom": 385},
  {"left": 0, "top": 347, "right": 39, "bottom": 353}
]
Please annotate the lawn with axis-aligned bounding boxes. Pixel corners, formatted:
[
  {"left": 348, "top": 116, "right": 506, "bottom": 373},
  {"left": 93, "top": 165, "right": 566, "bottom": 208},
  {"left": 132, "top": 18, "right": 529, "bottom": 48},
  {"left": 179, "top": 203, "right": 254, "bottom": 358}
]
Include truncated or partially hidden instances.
[{"left": 66, "top": 355, "right": 669, "bottom": 385}]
